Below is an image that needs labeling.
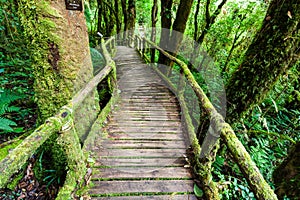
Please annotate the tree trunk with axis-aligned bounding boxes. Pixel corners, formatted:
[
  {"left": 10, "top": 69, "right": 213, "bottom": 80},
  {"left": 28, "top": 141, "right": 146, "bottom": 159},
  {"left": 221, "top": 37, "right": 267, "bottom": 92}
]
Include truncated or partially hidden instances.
[
  {"left": 114, "top": 0, "right": 121, "bottom": 35},
  {"left": 158, "top": 0, "right": 173, "bottom": 70},
  {"left": 196, "top": 0, "right": 227, "bottom": 45},
  {"left": 127, "top": 0, "right": 136, "bottom": 44},
  {"left": 169, "top": 0, "right": 193, "bottom": 54},
  {"left": 18, "top": 0, "right": 100, "bottom": 144},
  {"left": 189, "top": 0, "right": 227, "bottom": 67},
  {"left": 194, "top": 0, "right": 201, "bottom": 42},
  {"left": 151, "top": 0, "right": 158, "bottom": 63},
  {"left": 226, "top": 0, "right": 300, "bottom": 122},
  {"left": 273, "top": 142, "right": 300, "bottom": 199},
  {"left": 16, "top": 0, "right": 97, "bottom": 195},
  {"left": 97, "top": 0, "right": 103, "bottom": 33},
  {"left": 158, "top": 0, "right": 193, "bottom": 74},
  {"left": 121, "top": 0, "right": 128, "bottom": 40}
]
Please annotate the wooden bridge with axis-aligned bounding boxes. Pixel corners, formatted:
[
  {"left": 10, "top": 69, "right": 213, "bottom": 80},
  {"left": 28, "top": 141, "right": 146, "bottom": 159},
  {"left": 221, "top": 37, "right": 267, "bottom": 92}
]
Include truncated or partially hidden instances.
[
  {"left": 86, "top": 46, "right": 196, "bottom": 199},
  {"left": 0, "top": 36, "right": 278, "bottom": 200}
]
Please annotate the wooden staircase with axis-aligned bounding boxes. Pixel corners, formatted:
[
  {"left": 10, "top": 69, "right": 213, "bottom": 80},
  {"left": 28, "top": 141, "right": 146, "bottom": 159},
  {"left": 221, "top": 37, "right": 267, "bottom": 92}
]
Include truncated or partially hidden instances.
[{"left": 87, "top": 46, "right": 197, "bottom": 199}]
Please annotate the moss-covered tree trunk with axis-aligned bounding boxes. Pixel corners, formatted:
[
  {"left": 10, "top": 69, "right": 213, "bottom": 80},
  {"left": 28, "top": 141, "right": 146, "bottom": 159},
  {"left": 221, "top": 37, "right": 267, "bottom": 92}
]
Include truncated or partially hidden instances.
[
  {"left": 226, "top": 0, "right": 300, "bottom": 122},
  {"left": 16, "top": 0, "right": 97, "bottom": 196},
  {"left": 18, "top": 0, "right": 99, "bottom": 141},
  {"left": 273, "top": 142, "right": 300, "bottom": 199}
]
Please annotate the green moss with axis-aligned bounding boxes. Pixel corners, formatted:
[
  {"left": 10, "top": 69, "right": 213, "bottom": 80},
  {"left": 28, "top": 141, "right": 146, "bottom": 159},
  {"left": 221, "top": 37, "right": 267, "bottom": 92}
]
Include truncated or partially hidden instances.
[
  {"left": 6, "top": 171, "right": 24, "bottom": 190},
  {"left": 0, "top": 141, "right": 22, "bottom": 161}
]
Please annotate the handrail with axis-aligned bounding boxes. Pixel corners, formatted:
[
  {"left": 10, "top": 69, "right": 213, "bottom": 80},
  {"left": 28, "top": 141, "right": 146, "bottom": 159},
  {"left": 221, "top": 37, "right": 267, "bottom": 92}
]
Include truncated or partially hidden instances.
[
  {"left": 0, "top": 37, "right": 117, "bottom": 193},
  {"left": 0, "top": 106, "right": 72, "bottom": 187},
  {"left": 133, "top": 35, "right": 278, "bottom": 200}
]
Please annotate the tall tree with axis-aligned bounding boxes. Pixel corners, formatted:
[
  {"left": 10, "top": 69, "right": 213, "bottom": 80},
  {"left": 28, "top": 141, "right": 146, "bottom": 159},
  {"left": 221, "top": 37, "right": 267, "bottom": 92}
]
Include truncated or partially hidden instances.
[
  {"left": 16, "top": 0, "right": 97, "bottom": 196},
  {"left": 127, "top": 0, "right": 136, "bottom": 40},
  {"left": 158, "top": 0, "right": 193, "bottom": 73},
  {"left": 17, "top": 0, "right": 100, "bottom": 143},
  {"left": 115, "top": 0, "right": 121, "bottom": 34},
  {"left": 151, "top": 0, "right": 158, "bottom": 62},
  {"left": 157, "top": 0, "right": 173, "bottom": 66},
  {"left": 120, "top": 0, "right": 136, "bottom": 41},
  {"left": 225, "top": 0, "right": 300, "bottom": 122},
  {"left": 195, "top": 0, "right": 227, "bottom": 45}
]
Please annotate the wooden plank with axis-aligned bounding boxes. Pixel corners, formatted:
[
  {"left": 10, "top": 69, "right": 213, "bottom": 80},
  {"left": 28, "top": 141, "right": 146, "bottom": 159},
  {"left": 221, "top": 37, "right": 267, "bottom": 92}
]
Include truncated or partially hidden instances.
[
  {"left": 97, "top": 149, "right": 186, "bottom": 158},
  {"left": 109, "top": 117, "right": 181, "bottom": 121},
  {"left": 101, "top": 140, "right": 186, "bottom": 149},
  {"left": 120, "top": 100, "right": 177, "bottom": 103},
  {"left": 92, "top": 167, "right": 191, "bottom": 179},
  {"left": 107, "top": 127, "right": 182, "bottom": 132},
  {"left": 117, "top": 107, "right": 180, "bottom": 111},
  {"left": 111, "top": 110, "right": 180, "bottom": 116},
  {"left": 103, "top": 133, "right": 184, "bottom": 140},
  {"left": 94, "top": 157, "right": 187, "bottom": 167},
  {"left": 104, "top": 129, "right": 183, "bottom": 133},
  {"left": 91, "top": 194, "right": 198, "bottom": 200},
  {"left": 107, "top": 122, "right": 182, "bottom": 127},
  {"left": 90, "top": 180, "right": 194, "bottom": 194}
]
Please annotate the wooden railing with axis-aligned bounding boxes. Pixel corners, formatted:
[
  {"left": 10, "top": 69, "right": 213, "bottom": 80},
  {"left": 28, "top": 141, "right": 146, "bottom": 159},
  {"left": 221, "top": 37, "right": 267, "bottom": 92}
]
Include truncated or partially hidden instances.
[
  {"left": 129, "top": 34, "right": 278, "bottom": 200},
  {"left": 0, "top": 37, "right": 117, "bottom": 199}
]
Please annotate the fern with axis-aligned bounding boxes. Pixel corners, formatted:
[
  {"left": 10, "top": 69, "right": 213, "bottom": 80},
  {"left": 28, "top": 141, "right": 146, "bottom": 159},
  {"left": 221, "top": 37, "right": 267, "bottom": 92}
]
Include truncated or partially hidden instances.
[
  {"left": 0, "top": 117, "right": 17, "bottom": 132},
  {"left": 0, "top": 90, "right": 23, "bottom": 133}
]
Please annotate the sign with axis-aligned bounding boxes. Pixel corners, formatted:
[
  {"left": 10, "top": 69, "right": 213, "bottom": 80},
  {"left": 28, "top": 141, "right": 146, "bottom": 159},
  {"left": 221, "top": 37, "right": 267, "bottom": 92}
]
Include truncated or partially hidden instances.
[{"left": 65, "top": 0, "right": 83, "bottom": 11}]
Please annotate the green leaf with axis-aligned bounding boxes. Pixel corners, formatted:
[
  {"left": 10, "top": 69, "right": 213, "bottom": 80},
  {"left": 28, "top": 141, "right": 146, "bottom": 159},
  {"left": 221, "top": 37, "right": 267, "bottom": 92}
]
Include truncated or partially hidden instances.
[
  {"left": 0, "top": 117, "right": 17, "bottom": 132},
  {"left": 0, "top": 68, "right": 4, "bottom": 73},
  {"left": 194, "top": 184, "right": 204, "bottom": 197}
]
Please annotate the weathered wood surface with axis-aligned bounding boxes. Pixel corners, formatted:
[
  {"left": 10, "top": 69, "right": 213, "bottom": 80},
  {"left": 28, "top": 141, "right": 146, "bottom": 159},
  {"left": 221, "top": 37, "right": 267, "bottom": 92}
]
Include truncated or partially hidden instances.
[
  {"left": 91, "top": 195, "right": 198, "bottom": 200},
  {"left": 87, "top": 46, "right": 196, "bottom": 199}
]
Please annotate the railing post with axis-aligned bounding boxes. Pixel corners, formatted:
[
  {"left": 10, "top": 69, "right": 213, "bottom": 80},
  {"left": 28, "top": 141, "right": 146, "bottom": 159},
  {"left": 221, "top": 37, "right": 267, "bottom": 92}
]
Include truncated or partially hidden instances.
[{"left": 142, "top": 38, "right": 146, "bottom": 56}]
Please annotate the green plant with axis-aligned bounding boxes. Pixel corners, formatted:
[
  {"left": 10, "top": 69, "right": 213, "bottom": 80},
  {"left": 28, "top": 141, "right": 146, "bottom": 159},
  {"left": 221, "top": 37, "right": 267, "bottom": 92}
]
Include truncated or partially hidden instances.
[{"left": 0, "top": 90, "right": 23, "bottom": 133}]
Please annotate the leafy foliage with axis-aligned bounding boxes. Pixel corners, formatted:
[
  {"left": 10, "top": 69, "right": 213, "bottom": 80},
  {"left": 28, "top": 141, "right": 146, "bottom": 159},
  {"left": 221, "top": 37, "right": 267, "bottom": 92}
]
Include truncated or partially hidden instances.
[
  {"left": 0, "top": 0, "right": 36, "bottom": 136},
  {"left": 0, "top": 90, "right": 23, "bottom": 133}
]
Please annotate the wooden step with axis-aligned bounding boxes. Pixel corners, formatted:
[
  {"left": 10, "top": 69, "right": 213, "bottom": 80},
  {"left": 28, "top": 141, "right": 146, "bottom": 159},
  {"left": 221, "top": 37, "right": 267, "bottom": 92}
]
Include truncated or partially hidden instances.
[
  {"left": 91, "top": 194, "right": 198, "bottom": 200},
  {"left": 93, "top": 157, "right": 187, "bottom": 167},
  {"left": 89, "top": 180, "right": 194, "bottom": 194},
  {"left": 92, "top": 167, "right": 191, "bottom": 179}
]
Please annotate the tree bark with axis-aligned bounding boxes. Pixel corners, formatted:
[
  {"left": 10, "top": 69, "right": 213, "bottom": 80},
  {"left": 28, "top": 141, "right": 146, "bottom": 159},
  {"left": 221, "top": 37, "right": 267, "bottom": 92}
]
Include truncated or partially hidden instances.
[
  {"left": 127, "top": 0, "right": 136, "bottom": 43},
  {"left": 158, "top": 0, "right": 193, "bottom": 74},
  {"left": 121, "top": 0, "right": 128, "bottom": 40},
  {"left": 114, "top": 0, "right": 121, "bottom": 35},
  {"left": 194, "top": 0, "right": 201, "bottom": 42},
  {"left": 273, "top": 142, "right": 300, "bottom": 199},
  {"left": 196, "top": 0, "right": 227, "bottom": 45},
  {"left": 169, "top": 0, "right": 193, "bottom": 54},
  {"left": 151, "top": 0, "right": 158, "bottom": 63},
  {"left": 158, "top": 0, "right": 173, "bottom": 68},
  {"left": 97, "top": 0, "right": 103, "bottom": 33},
  {"left": 226, "top": 0, "right": 300, "bottom": 122}
]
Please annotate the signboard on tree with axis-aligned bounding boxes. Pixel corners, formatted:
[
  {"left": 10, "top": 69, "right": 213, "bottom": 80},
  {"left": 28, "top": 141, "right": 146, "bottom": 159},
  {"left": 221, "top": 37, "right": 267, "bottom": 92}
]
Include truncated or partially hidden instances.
[{"left": 65, "top": 0, "right": 83, "bottom": 11}]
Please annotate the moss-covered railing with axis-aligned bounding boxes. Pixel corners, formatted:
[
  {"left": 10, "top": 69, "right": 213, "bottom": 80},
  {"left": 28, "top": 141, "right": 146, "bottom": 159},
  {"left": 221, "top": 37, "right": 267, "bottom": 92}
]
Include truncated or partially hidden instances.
[
  {"left": 130, "top": 35, "right": 278, "bottom": 200},
  {"left": 0, "top": 37, "right": 116, "bottom": 199}
]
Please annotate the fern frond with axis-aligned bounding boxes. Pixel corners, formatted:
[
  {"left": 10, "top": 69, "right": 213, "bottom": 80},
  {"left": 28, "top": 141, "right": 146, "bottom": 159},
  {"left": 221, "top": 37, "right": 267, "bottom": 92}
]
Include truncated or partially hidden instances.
[
  {"left": 0, "top": 90, "right": 23, "bottom": 104},
  {"left": 0, "top": 90, "right": 22, "bottom": 115},
  {"left": 0, "top": 117, "right": 17, "bottom": 132}
]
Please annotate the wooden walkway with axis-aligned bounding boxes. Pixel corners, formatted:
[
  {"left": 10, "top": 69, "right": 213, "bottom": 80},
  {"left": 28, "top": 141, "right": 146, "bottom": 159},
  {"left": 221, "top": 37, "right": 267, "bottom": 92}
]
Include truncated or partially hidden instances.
[{"left": 87, "top": 46, "right": 197, "bottom": 199}]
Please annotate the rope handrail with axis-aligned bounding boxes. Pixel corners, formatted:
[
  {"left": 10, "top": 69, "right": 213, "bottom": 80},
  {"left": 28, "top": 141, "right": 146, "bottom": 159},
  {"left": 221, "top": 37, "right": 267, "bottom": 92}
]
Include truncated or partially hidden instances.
[
  {"left": 131, "top": 35, "right": 278, "bottom": 200},
  {"left": 0, "top": 37, "right": 116, "bottom": 190}
]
